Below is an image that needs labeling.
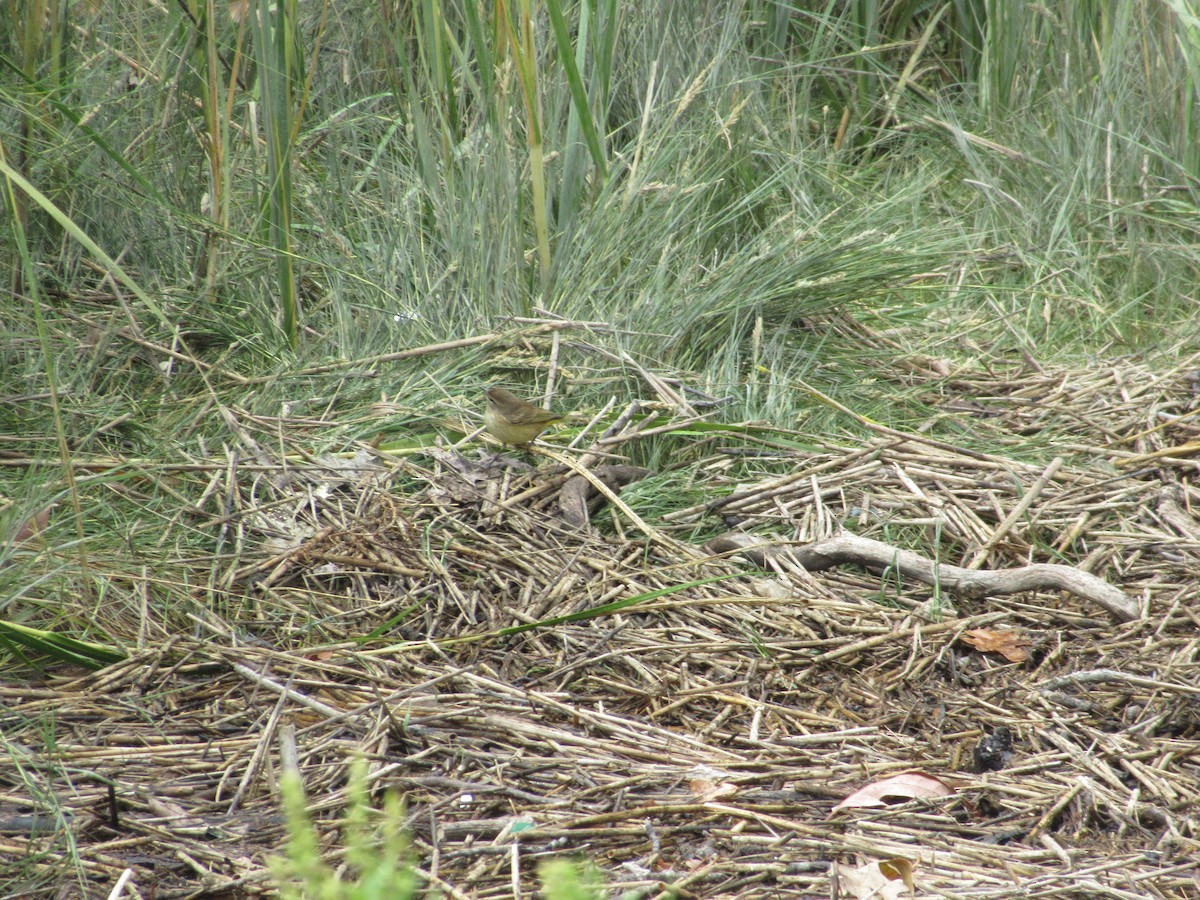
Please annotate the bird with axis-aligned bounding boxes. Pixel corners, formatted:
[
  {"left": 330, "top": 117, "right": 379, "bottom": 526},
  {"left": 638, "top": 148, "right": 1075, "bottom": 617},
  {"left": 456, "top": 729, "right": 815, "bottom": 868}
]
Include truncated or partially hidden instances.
[{"left": 483, "top": 386, "right": 565, "bottom": 447}]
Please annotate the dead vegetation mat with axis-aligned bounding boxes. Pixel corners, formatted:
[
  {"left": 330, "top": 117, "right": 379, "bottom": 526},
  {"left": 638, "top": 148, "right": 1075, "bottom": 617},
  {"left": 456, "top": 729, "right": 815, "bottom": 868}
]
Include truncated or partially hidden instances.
[{"left": 5, "top": 351, "right": 1200, "bottom": 898}]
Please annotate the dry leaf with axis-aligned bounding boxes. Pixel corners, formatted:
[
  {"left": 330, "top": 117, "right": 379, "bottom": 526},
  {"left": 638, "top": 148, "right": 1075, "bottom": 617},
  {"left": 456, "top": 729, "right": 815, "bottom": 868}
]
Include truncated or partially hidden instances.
[
  {"left": 878, "top": 857, "right": 916, "bottom": 891},
  {"left": 961, "top": 627, "right": 1031, "bottom": 662},
  {"left": 832, "top": 772, "right": 954, "bottom": 812},
  {"left": 10, "top": 503, "right": 55, "bottom": 546},
  {"left": 835, "top": 857, "right": 917, "bottom": 899}
]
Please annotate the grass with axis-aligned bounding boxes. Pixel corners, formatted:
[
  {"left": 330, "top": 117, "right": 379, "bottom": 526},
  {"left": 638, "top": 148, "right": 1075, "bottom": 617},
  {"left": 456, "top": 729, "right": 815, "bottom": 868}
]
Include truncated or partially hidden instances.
[
  {"left": 273, "top": 759, "right": 605, "bottom": 898},
  {"left": 2, "top": 0, "right": 1199, "bottom": 893}
]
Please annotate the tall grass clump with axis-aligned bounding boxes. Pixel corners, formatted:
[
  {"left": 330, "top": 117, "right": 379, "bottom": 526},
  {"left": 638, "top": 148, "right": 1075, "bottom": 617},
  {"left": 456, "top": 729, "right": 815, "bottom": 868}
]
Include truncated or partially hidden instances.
[
  {"left": 5, "top": 1, "right": 1197, "bottom": 377},
  {"left": 943, "top": 0, "right": 1200, "bottom": 348}
]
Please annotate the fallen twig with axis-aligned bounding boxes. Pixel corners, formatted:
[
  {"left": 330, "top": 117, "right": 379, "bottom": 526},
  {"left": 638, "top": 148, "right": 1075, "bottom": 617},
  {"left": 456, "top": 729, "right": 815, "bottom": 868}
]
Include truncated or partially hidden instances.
[{"left": 706, "top": 531, "right": 1141, "bottom": 622}]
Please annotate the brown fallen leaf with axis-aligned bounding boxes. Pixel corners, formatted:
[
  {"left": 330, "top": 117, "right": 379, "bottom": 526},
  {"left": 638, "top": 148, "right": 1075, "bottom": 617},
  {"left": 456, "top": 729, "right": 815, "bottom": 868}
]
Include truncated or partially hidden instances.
[
  {"left": 9, "top": 503, "right": 56, "bottom": 546},
  {"left": 835, "top": 856, "right": 917, "bottom": 899},
  {"left": 960, "top": 627, "right": 1031, "bottom": 662},
  {"left": 831, "top": 772, "right": 955, "bottom": 813},
  {"left": 878, "top": 857, "right": 916, "bottom": 892}
]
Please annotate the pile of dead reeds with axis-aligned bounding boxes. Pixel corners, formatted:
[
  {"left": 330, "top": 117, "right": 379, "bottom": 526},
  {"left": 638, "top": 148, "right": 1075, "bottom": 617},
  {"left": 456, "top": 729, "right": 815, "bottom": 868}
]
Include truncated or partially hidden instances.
[{"left": 4, "top": 345, "right": 1200, "bottom": 898}]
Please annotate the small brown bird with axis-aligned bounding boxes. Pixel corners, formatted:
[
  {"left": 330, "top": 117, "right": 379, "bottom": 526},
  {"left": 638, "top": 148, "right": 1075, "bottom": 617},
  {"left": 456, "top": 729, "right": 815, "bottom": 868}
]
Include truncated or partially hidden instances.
[{"left": 483, "top": 386, "right": 565, "bottom": 447}]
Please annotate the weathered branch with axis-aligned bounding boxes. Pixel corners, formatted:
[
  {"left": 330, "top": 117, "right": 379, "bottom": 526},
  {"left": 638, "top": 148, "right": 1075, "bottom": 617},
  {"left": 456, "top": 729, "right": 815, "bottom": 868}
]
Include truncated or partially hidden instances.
[{"left": 706, "top": 532, "right": 1141, "bottom": 623}]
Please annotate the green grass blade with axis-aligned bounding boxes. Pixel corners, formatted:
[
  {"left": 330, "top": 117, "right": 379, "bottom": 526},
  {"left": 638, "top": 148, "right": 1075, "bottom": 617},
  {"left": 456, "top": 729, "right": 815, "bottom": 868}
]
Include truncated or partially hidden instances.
[
  {"left": 0, "top": 621, "right": 125, "bottom": 669},
  {"left": 251, "top": 0, "right": 302, "bottom": 348},
  {"left": 546, "top": 0, "right": 608, "bottom": 180}
]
